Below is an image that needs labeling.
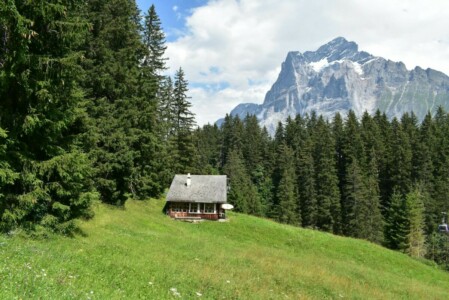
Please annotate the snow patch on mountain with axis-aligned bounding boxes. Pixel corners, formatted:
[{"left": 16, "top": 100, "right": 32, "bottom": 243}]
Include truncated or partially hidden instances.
[
  {"left": 220, "top": 37, "right": 449, "bottom": 134},
  {"left": 310, "top": 58, "right": 328, "bottom": 72}
]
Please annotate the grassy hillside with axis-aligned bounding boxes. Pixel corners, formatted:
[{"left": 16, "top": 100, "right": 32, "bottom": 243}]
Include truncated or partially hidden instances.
[{"left": 1, "top": 199, "right": 449, "bottom": 299}]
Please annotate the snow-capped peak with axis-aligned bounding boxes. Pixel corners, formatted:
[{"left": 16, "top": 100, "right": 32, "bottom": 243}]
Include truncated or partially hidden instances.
[{"left": 222, "top": 37, "right": 449, "bottom": 135}]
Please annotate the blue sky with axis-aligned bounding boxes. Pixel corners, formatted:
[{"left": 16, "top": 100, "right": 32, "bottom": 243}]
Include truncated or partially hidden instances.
[
  {"left": 135, "top": 1, "right": 449, "bottom": 126},
  {"left": 137, "top": 0, "right": 207, "bottom": 41}
]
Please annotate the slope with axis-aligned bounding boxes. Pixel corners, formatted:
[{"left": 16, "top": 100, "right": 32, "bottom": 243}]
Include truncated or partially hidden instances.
[{"left": 1, "top": 199, "right": 448, "bottom": 299}]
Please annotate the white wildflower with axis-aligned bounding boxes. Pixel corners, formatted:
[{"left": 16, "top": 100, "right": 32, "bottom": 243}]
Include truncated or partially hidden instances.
[
  {"left": 170, "top": 287, "right": 181, "bottom": 297},
  {"left": 196, "top": 292, "right": 202, "bottom": 297}
]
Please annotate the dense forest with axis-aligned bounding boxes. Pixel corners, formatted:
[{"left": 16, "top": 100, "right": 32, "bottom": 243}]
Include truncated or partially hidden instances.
[
  {"left": 1, "top": 0, "right": 449, "bottom": 270},
  {"left": 196, "top": 110, "right": 449, "bottom": 269},
  {"left": 0, "top": 1, "right": 194, "bottom": 232}
]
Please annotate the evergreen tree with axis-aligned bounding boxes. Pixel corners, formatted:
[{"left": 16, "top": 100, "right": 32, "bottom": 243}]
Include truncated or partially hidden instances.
[
  {"left": 297, "top": 132, "right": 317, "bottom": 228},
  {"left": 405, "top": 186, "right": 427, "bottom": 258},
  {"left": 251, "top": 164, "right": 272, "bottom": 217},
  {"left": 170, "top": 67, "right": 197, "bottom": 174},
  {"left": 275, "top": 144, "right": 299, "bottom": 225},
  {"left": 142, "top": 4, "right": 167, "bottom": 77},
  {"left": 342, "top": 157, "right": 368, "bottom": 237},
  {"left": 341, "top": 111, "right": 366, "bottom": 235},
  {"left": 0, "top": 129, "right": 18, "bottom": 231},
  {"left": 223, "top": 149, "right": 261, "bottom": 215},
  {"left": 194, "top": 124, "right": 221, "bottom": 174},
  {"left": 274, "top": 121, "right": 285, "bottom": 147},
  {"left": 83, "top": 0, "right": 145, "bottom": 204},
  {"left": 426, "top": 232, "right": 449, "bottom": 270},
  {"left": 384, "top": 190, "right": 408, "bottom": 251},
  {"left": 159, "top": 76, "right": 175, "bottom": 138},
  {"left": 343, "top": 155, "right": 383, "bottom": 243},
  {"left": 130, "top": 4, "right": 170, "bottom": 199},
  {"left": 373, "top": 110, "right": 393, "bottom": 211},
  {"left": 332, "top": 112, "right": 345, "bottom": 203},
  {"left": 242, "top": 114, "right": 262, "bottom": 172},
  {"left": 173, "top": 67, "right": 195, "bottom": 134},
  {"left": 389, "top": 118, "right": 413, "bottom": 196},
  {"left": 432, "top": 107, "right": 449, "bottom": 229},
  {"left": 313, "top": 117, "right": 341, "bottom": 233},
  {"left": 0, "top": 0, "right": 97, "bottom": 232},
  {"left": 360, "top": 112, "right": 385, "bottom": 177},
  {"left": 363, "top": 151, "right": 384, "bottom": 243},
  {"left": 220, "top": 114, "right": 233, "bottom": 168},
  {"left": 221, "top": 115, "right": 244, "bottom": 168},
  {"left": 415, "top": 113, "right": 436, "bottom": 233}
]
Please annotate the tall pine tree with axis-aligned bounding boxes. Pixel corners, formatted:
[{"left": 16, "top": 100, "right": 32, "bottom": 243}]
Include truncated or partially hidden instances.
[
  {"left": 275, "top": 144, "right": 299, "bottom": 225},
  {"left": 313, "top": 117, "right": 341, "bottom": 233},
  {"left": 170, "top": 67, "right": 197, "bottom": 174},
  {"left": 83, "top": 0, "right": 146, "bottom": 205},
  {"left": 0, "top": 0, "right": 97, "bottom": 232}
]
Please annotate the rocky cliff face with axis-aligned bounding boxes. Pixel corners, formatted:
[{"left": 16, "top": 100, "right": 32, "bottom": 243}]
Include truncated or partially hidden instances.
[{"left": 225, "top": 37, "right": 449, "bottom": 133}]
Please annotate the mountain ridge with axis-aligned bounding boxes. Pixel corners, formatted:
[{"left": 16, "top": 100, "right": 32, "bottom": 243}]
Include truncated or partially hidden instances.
[{"left": 221, "top": 37, "right": 449, "bottom": 133}]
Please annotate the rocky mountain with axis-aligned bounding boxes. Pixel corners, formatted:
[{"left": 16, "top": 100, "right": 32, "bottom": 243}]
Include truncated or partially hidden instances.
[{"left": 224, "top": 37, "right": 449, "bottom": 133}]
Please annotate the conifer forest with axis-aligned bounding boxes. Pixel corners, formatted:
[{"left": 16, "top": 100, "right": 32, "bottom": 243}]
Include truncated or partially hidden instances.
[{"left": 1, "top": 0, "right": 449, "bottom": 270}]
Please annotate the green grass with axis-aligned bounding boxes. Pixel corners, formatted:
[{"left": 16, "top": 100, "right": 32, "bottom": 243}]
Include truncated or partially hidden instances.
[{"left": 1, "top": 199, "right": 449, "bottom": 299}]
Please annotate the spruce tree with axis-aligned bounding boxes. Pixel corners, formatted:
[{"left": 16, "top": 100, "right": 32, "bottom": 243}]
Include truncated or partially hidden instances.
[
  {"left": 373, "top": 110, "right": 393, "bottom": 211},
  {"left": 242, "top": 114, "right": 262, "bottom": 172},
  {"left": 131, "top": 4, "right": 169, "bottom": 198},
  {"left": 332, "top": 112, "right": 345, "bottom": 202},
  {"left": 275, "top": 144, "right": 299, "bottom": 225},
  {"left": 405, "top": 186, "right": 427, "bottom": 258},
  {"left": 313, "top": 117, "right": 341, "bottom": 233},
  {"left": 171, "top": 67, "right": 196, "bottom": 174},
  {"left": 159, "top": 76, "right": 175, "bottom": 138},
  {"left": 0, "top": 129, "right": 18, "bottom": 231},
  {"left": 342, "top": 157, "right": 368, "bottom": 237},
  {"left": 221, "top": 115, "right": 244, "bottom": 168},
  {"left": 142, "top": 4, "right": 167, "bottom": 77},
  {"left": 297, "top": 133, "right": 317, "bottom": 228},
  {"left": 384, "top": 190, "right": 408, "bottom": 251},
  {"left": 415, "top": 113, "right": 436, "bottom": 233},
  {"left": 83, "top": 0, "right": 145, "bottom": 204},
  {"left": 194, "top": 124, "right": 222, "bottom": 174},
  {"left": 389, "top": 118, "right": 413, "bottom": 196},
  {"left": 0, "top": 0, "right": 97, "bottom": 232},
  {"left": 223, "top": 149, "right": 261, "bottom": 215},
  {"left": 426, "top": 232, "right": 449, "bottom": 270},
  {"left": 363, "top": 151, "right": 384, "bottom": 244},
  {"left": 432, "top": 107, "right": 449, "bottom": 229}
]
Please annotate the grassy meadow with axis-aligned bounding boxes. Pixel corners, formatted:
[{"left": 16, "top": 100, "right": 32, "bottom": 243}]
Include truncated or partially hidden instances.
[{"left": 1, "top": 198, "right": 449, "bottom": 299}]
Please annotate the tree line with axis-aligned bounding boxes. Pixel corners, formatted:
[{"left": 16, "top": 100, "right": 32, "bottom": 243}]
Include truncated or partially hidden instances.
[
  {"left": 193, "top": 110, "right": 449, "bottom": 268},
  {"left": 0, "top": 1, "right": 196, "bottom": 234}
]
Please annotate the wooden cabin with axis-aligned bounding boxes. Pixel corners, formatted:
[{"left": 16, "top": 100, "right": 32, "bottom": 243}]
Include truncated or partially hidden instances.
[{"left": 166, "top": 174, "right": 227, "bottom": 220}]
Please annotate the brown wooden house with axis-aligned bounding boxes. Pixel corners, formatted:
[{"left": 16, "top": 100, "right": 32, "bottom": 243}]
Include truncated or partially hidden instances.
[{"left": 166, "top": 174, "right": 228, "bottom": 220}]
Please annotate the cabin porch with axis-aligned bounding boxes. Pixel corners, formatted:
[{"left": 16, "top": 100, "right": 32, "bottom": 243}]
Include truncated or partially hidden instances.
[{"left": 167, "top": 202, "right": 225, "bottom": 220}]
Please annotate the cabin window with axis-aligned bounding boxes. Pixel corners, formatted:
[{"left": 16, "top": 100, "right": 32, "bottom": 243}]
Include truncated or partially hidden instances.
[
  {"left": 180, "top": 203, "right": 188, "bottom": 212},
  {"left": 171, "top": 203, "right": 188, "bottom": 212},
  {"left": 204, "top": 203, "right": 215, "bottom": 213},
  {"left": 189, "top": 203, "right": 199, "bottom": 213}
]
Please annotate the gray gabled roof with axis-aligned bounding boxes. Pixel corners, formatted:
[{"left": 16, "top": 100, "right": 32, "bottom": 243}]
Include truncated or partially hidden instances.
[{"left": 166, "top": 175, "right": 227, "bottom": 203}]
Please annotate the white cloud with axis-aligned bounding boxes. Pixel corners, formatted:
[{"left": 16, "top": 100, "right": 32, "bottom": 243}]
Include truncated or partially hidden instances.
[
  {"left": 165, "top": 0, "right": 449, "bottom": 125},
  {"left": 172, "top": 5, "right": 178, "bottom": 12}
]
